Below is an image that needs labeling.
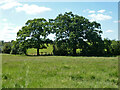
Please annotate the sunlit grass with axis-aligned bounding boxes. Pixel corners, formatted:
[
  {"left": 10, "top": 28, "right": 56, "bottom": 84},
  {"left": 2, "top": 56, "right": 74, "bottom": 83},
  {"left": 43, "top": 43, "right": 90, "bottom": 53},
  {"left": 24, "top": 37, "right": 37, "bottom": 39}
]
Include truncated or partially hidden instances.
[
  {"left": 27, "top": 44, "right": 53, "bottom": 55},
  {"left": 2, "top": 54, "right": 118, "bottom": 88}
]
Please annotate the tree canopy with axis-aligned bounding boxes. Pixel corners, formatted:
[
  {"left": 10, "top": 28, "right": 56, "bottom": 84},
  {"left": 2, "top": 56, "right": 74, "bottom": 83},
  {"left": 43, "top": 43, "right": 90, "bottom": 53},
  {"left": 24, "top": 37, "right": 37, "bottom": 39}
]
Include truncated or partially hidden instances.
[
  {"left": 8, "top": 12, "right": 119, "bottom": 56},
  {"left": 17, "top": 18, "right": 52, "bottom": 55},
  {"left": 50, "top": 12, "right": 104, "bottom": 55}
]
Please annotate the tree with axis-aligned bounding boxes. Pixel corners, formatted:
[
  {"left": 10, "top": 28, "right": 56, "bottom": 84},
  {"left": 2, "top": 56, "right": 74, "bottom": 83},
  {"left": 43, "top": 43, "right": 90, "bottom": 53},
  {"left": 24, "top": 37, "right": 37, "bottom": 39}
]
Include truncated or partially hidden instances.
[
  {"left": 103, "top": 39, "right": 120, "bottom": 56},
  {"left": 103, "top": 38, "right": 112, "bottom": 55},
  {"left": 3, "top": 42, "right": 11, "bottom": 54},
  {"left": 10, "top": 41, "right": 19, "bottom": 54},
  {"left": 10, "top": 40, "right": 25, "bottom": 55},
  {"left": 0, "top": 40, "right": 4, "bottom": 45},
  {"left": 17, "top": 18, "right": 51, "bottom": 56},
  {"left": 53, "top": 40, "right": 69, "bottom": 56},
  {"left": 111, "top": 40, "right": 120, "bottom": 55},
  {"left": 51, "top": 12, "right": 103, "bottom": 55}
]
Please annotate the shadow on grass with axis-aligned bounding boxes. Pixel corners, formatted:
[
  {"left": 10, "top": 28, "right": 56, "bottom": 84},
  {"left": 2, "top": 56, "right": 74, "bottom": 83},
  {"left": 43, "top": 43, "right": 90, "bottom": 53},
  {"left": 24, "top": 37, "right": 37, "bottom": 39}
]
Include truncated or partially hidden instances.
[
  {"left": 3, "top": 53, "right": 118, "bottom": 57},
  {"left": 26, "top": 54, "right": 118, "bottom": 57},
  {"left": 70, "top": 55, "right": 118, "bottom": 57},
  {"left": 26, "top": 54, "right": 54, "bottom": 57}
]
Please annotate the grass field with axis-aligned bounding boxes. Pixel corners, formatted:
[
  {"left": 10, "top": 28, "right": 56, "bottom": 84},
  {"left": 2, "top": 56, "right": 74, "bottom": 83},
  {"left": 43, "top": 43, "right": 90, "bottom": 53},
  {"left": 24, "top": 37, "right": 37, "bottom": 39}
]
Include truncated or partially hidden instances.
[
  {"left": 2, "top": 54, "right": 118, "bottom": 88},
  {"left": 27, "top": 45, "right": 81, "bottom": 55},
  {"left": 27, "top": 44, "right": 53, "bottom": 55}
]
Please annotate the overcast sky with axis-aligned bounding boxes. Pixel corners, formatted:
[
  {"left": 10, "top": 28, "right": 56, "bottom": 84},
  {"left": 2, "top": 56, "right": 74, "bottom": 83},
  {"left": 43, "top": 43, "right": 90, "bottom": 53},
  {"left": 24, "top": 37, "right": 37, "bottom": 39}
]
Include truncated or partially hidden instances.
[{"left": 0, "top": 0, "right": 119, "bottom": 42}]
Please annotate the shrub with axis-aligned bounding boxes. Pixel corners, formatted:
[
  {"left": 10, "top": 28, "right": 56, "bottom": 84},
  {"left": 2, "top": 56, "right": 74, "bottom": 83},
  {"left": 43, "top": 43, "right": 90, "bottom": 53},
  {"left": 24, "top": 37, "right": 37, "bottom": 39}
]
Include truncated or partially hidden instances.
[
  {"left": 53, "top": 41, "right": 69, "bottom": 56},
  {"left": 10, "top": 41, "right": 19, "bottom": 54},
  {"left": 3, "top": 43, "right": 11, "bottom": 54}
]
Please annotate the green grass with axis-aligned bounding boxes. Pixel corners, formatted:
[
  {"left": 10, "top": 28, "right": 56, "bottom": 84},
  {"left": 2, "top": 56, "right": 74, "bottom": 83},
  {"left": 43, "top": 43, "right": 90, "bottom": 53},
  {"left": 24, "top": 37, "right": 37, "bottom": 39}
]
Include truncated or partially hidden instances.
[
  {"left": 27, "top": 44, "right": 53, "bottom": 55},
  {"left": 2, "top": 54, "right": 118, "bottom": 88},
  {"left": 27, "top": 45, "right": 83, "bottom": 55}
]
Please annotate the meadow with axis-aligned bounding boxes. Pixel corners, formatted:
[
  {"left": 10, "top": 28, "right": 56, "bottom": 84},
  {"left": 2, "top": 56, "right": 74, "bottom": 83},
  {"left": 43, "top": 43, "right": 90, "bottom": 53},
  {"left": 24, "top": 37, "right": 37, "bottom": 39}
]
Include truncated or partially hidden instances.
[
  {"left": 2, "top": 54, "right": 118, "bottom": 88},
  {"left": 27, "top": 44, "right": 53, "bottom": 55}
]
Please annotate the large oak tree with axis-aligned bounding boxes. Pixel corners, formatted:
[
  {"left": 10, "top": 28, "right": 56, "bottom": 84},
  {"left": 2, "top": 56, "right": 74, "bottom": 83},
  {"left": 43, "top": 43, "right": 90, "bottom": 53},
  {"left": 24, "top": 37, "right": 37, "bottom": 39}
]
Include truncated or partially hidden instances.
[
  {"left": 50, "top": 12, "right": 104, "bottom": 55},
  {"left": 17, "top": 18, "right": 52, "bottom": 56}
]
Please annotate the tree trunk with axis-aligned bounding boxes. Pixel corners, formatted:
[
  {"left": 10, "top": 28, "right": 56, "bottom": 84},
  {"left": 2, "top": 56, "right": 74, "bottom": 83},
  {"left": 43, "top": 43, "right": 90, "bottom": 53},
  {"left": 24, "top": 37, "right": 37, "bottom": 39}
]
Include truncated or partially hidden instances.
[
  {"left": 37, "top": 48, "right": 39, "bottom": 56},
  {"left": 73, "top": 47, "right": 76, "bottom": 56},
  {"left": 24, "top": 50, "right": 27, "bottom": 55}
]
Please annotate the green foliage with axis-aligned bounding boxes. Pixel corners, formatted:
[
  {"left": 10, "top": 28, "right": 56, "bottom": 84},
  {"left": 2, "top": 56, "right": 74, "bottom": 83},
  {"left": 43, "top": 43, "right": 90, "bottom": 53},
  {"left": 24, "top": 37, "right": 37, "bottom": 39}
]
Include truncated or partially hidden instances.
[
  {"left": 27, "top": 44, "right": 53, "bottom": 55},
  {"left": 50, "top": 12, "right": 104, "bottom": 56},
  {"left": 53, "top": 41, "right": 69, "bottom": 56},
  {"left": 11, "top": 12, "right": 119, "bottom": 56},
  {"left": 10, "top": 41, "right": 18, "bottom": 54},
  {"left": 103, "top": 39, "right": 120, "bottom": 56},
  {"left": 10, "top": 40, "right": 24, "bottom": 55},
  {"left": 81, "top": 41, "right": 105, "bottom": 56},
  {"left": 10, "top": 40, "right": 27, "bottom": 55},
  {"left": 0, "top": 40, "right": 4, "bottom": 45},
  {"left": 104, "top": 38, "right": 112, "bottom": 55},
  {"left": 0, "top": 41, "right": 4, "bottom": 53},
  {"left": 3, "top": 42, "right": 12, "bottom": 54},
  {"left": 16, "top": 18, "right": 52, "bottom": 55},
  {"left": 111, "top": 40, "right": 120, "bottom": 55}
]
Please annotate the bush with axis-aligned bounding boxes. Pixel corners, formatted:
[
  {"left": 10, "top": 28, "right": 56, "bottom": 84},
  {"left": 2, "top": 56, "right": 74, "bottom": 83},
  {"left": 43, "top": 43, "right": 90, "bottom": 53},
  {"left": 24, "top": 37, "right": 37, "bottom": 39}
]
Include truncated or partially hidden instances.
[
  {"left": 53, "top": 45, "right": 68, "bottom": 56},
  {"left": 3, "top": 43, "right": 11, "bottom": 54},
  {"left": 10, "top": 42, "right": 19, "bottom": 54},
  {"left": 80, "top": 42, "right": 105, "bottom": 56},
  {"left": 111, "top": 41, "right": 120, "bottom": 55},
  {"left": 53, "top": 41, "right": 69, "bottom": 56},
  {"left": 10, "top": 41, "right": 27, "bottom": 55},
  {"left": 103, "top": 39, "right": 120, "bottom": 56}
]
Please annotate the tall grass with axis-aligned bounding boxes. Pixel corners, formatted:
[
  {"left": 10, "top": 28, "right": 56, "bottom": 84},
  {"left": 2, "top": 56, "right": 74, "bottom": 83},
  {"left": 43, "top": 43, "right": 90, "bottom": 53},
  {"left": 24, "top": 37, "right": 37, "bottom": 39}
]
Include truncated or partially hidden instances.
[{"left": 2, "top": 54, "right": 118, "bottom": 88}]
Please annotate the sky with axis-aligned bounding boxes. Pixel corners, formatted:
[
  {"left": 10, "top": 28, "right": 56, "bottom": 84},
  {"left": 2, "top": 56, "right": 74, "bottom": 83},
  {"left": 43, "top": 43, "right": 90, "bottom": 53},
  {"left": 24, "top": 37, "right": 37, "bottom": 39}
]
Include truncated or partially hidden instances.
[{"left": 0, "top": 0, "right": 119, "bottom": 42}]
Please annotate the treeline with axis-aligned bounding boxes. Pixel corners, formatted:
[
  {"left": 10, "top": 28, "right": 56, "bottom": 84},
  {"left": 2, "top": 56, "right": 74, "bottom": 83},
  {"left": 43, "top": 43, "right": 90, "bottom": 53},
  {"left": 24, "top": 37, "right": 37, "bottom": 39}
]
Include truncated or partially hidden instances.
[
  {"left": 53, "top": 39, "right": 120, "bottom": 56},
  {"left": 1, "top": 39, "right": 120, "bottom": 56},
  {"left": 1, "top": 12, "right": 120, "bottom": 56}
]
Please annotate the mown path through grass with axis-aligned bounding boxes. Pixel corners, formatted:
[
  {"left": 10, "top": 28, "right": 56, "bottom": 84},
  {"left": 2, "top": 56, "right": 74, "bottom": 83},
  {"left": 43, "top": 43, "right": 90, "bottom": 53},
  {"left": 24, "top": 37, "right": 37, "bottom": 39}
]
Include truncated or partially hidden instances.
[{"left": 2, "top": 54, "right": 118, "bottom": 88}]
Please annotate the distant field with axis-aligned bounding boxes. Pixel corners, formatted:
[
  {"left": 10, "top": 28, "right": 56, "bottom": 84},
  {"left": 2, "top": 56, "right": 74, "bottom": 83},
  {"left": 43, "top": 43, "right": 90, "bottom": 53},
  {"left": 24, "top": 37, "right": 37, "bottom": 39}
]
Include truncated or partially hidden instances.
[
  {"left": 27, "top": 44, "right": 53, "bottom": 55},
  {"left": 27, "top": 44, "right": 81, "bottom": 55},
  {"left": 2, "top": 54, "right": 118, "bottom": 88}
]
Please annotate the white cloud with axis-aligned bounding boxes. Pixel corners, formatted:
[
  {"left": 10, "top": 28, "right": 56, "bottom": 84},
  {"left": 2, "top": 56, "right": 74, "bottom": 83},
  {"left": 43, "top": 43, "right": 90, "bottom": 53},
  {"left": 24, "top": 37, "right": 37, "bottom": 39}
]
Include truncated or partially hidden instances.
[
  {"left": 88, "top": 14, "right": 112, "bottom": 21},
  {"left": 83, "top": 9, "right": 89, "bottom": 13},
  {"left": 88, "top": 10, "right": 95, "bottom": 13},
  {"left": 0, "top": 2, "right": 22, "bottom": 10},
  {"left": 2, "top": 18, "right": 7, "bottom": 22},
  {"left": 97, "top": 10, "right": 106, "bottom": 13},
  {"left": 0, "top": 22, "right": 55, "bottom": 41},
  {"left": 16, "top": 4, "right": 52, "bottom": 15},
  {"left": 113, "top": 20, "right": 120, "bottom": 23},
  {"left": 0, "top": 1, "right": 51, "bottom": 15},
  {"left": 0, "top": 0, "right": 15, "bottom": 5},
  {"left": 0, "top": 23, "right": 22, "bottom": 41},
  {"left": 106, "top": 30, "right": 113, "bottom": 33}
]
